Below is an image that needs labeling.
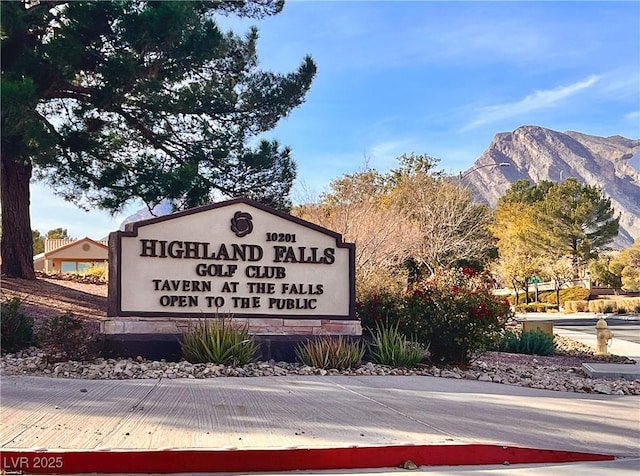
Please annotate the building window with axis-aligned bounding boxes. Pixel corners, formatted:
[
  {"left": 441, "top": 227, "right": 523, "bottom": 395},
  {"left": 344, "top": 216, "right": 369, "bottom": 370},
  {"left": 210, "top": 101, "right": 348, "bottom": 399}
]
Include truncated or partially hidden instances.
[
  {"left": 60, "top": 261, "right": 106, "bottom": 274},
  {"left": 61, "top": 261, "right": 77, "bottom": 274},
  {"left": 78, "top": 262, "right": 94, "bottom": 274}
]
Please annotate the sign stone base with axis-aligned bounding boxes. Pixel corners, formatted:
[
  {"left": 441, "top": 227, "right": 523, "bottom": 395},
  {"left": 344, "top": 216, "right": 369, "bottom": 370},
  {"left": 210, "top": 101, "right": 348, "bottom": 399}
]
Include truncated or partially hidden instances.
[
  {"left": 101, "top": 317, "right": 362, "bottom": 336},
  {"left": 100, "top": 317, "right": 362, "bottom": 362}
]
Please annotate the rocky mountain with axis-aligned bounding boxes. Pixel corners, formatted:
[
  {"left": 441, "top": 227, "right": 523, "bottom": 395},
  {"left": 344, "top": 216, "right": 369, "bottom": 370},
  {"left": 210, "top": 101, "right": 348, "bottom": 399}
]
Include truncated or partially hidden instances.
[
  {"left": 118, "top": 198, "right": 174, "bottom": 231},
  {"left": 461, "top": 125, "right": 640, "bottom": 248}
]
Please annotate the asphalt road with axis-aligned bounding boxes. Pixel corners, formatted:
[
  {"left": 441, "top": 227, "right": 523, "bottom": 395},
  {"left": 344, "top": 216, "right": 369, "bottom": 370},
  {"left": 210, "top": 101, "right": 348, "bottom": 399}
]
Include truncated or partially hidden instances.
[
  {"left": 555, "top": 318, "right": 640, "bottom": 344},
  {"left": 517, "top": 314, "right": 640, "bottom": 344}
]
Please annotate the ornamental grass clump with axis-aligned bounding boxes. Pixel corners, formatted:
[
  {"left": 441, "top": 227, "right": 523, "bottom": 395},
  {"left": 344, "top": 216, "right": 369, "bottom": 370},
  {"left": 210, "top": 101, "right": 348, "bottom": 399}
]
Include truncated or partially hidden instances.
[
  {"left": 498, "top": 329, "right": 555, "bottom": 356},
  {"left": 295, "top": 336, "right": 365, "bottom": 370},
  {"left": 368, "top": 322, "right": 426, "bottom": 368},
  {"left": 181, "top": 318, "right": 258, "bottom": 366}
]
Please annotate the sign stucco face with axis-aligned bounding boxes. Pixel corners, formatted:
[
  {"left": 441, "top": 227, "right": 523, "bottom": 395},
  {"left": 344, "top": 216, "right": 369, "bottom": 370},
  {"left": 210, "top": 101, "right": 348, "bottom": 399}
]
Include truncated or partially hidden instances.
[{"left": 110, "top": 199, "right": 355, "bottom": 319}]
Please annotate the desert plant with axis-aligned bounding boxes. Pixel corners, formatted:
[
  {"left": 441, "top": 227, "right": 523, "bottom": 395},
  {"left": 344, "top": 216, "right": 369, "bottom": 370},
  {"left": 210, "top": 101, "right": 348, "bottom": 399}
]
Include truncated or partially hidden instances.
[
  {"left": 602, "top": 298, "right": 640, "bottom": 313},
  {"left": 1, "top": 295, "right": 34, "bottom": 353},
  {"left": 180, "top": 318, "right": 258, "bottom": 366},
  {"left": 295, "top": 336, "right": 365, "bottom": 370},
  {"left": 368, "top": 322, "right": 426, "bottom": 367},
  {"left": 37, "top": 312, "right": 99, "bottom": 362},
  {"left": 498, "top": 329, "right": 555, "bottom": 356}
]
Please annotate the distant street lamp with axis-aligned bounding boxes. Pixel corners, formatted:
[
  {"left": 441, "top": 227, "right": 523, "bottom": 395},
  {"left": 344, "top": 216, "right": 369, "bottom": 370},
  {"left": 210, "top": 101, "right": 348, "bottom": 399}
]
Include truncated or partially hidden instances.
[{"left": 459, "top": 162, "right": 510, "bottom": 182}]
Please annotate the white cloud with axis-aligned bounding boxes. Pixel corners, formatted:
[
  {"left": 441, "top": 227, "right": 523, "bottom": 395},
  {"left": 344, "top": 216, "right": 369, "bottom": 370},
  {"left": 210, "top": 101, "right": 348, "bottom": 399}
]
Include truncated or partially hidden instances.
[
  {"left": 367, "top": 137, "right": 441, "bottom": 172},
  {"left": 368, "top": 139, "right": 410, "bottom": 160},
  {"left": 461, "top": 75, "right": 601, "bottom": 131}
]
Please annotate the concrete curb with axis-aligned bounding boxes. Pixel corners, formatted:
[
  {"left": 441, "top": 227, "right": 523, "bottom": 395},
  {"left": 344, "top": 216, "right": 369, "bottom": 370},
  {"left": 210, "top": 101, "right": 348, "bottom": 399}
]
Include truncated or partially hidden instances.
[
  {"left": 0, "top": 444, "right": 615, "bottom": 474},
  {"left": 582, "top": 362, "right": 640, "bottom": 380}
]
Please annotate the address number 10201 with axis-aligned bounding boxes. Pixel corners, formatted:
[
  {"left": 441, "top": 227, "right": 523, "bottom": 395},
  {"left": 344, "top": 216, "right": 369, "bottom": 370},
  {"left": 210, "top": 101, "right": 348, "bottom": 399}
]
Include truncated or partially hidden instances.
[{"left": 265, "top": 233, "right": 297, "bottom": 243}]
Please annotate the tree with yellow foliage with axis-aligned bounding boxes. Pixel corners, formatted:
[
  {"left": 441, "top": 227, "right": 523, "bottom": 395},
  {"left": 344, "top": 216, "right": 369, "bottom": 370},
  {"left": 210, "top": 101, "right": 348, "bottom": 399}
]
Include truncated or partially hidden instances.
[
  {"left": 610, "top": 238, "right": 640, "bottom": 292},
  {"left": 490, "top": 201, "right": 544, "bottom": 304}
]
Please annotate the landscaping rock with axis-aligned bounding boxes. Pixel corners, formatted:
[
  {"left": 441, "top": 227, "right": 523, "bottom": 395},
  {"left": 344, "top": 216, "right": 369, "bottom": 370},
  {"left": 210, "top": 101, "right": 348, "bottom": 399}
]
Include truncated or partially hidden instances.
[{"left": 2, "top": 345, "right": 638, "bottom": 396}]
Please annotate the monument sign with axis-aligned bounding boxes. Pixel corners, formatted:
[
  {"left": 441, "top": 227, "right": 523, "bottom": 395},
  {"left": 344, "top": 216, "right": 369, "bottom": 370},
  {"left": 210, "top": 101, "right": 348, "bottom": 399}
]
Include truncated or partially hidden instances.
[{"left": 105, "top": 198, "right": 359, "bottom": 354}]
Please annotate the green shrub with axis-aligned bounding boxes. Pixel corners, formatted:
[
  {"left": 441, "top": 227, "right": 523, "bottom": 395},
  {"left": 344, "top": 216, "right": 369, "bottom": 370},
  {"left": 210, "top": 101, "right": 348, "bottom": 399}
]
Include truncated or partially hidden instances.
[
  {"left": 358, "top": 268, "right": 511, "bottom": 366},
  {"left": 498, "top": 329, "right": 555, "bottom": 356},
  {"left": 37, "top": 312, "right": 100, "bottom": 362},
  {"left": 1, "top": 296, "right": 34, "bottom": 353},
  {"left": 357, "top": 291, "right": 403, "bottom": 336},
  {"left": 295, "top": 336, "right": 365, "bottom": 370},
  {"left": 398, "top": 268, "right": 511, "bottom": 365},
  {"left": 180, "top": 318, "right": 258, "bottom": 366},
  {"left": 368, "top": 322, "right": 426, "bottom": 368}
]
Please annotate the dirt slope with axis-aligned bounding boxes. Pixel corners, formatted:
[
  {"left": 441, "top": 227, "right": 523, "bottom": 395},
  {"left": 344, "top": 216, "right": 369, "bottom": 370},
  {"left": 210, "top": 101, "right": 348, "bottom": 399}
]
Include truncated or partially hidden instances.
[{"left": 1, "top": 277, "right": 107, "bottom": 327}]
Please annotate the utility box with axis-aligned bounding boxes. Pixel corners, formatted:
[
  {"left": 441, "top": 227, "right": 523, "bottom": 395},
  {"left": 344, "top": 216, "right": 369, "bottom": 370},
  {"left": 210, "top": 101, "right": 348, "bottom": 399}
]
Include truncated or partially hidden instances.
[{"left": 522, "top": 321, "right": 554, "bottom": 336}]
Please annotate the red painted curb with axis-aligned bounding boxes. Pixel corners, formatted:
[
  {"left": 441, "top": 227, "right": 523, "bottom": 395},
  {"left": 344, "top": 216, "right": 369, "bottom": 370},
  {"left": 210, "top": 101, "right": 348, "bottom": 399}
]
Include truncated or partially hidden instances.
[{"left": 0, "top": 444, "right": 615, "bottom": 474}]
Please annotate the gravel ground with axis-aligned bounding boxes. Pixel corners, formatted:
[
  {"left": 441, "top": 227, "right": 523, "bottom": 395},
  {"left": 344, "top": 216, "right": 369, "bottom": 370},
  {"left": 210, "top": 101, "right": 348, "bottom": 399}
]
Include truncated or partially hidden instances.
[
  {"left": 2, "top": 339, "right": 638, "bottom": 395},
  {"left": 2, "top": 276, "right": 639, "bottom": 396}
]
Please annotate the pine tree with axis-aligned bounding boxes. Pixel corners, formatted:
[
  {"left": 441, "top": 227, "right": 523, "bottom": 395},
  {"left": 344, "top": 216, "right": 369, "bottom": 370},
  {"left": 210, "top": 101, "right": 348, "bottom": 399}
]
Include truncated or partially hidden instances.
[
  {"left": 536, "top": 178, "right": 619, "bottom": 273},
  {"left": 1, "top": 0, "right": 316, "bottom": 279},
  {"left": 493, "top": 179, "right": 619, "bottom": 285}
]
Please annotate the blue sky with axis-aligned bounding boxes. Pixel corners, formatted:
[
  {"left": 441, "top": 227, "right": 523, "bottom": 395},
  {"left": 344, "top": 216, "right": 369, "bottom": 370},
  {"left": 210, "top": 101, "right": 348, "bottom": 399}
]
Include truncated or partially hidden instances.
[{"left": 30, "top": 0, "right": 640, "bottom": 240}]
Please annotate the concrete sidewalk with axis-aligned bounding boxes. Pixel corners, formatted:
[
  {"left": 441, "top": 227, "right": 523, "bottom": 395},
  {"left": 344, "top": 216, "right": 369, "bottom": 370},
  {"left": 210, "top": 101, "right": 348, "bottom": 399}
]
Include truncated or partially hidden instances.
[
  {"left": 1, "top": 373, "right": 639, "bottom": 473},
  {"left": 2, "top": 322, "right": 639, "bottom": 474}
]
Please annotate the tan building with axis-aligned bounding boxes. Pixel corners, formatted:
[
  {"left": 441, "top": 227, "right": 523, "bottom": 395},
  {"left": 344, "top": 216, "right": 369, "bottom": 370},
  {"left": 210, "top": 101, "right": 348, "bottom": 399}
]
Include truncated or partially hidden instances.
[{"left": 34, "top": 237, "right": 108, "bottom": 274}]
